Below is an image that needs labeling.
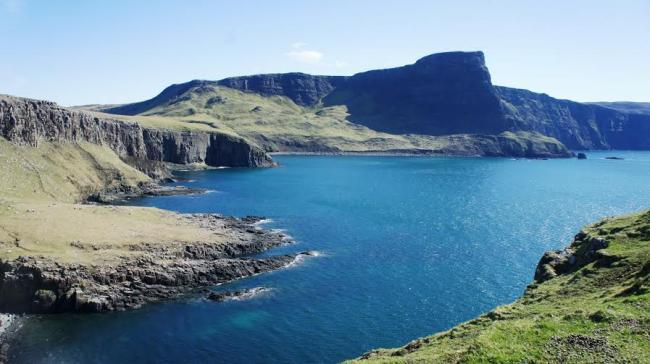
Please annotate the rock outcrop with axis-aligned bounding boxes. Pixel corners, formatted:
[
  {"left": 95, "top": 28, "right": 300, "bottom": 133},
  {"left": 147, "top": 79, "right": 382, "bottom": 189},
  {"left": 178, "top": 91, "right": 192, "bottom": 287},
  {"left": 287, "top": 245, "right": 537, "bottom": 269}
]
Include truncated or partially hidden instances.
[
  {"left": 0, "top": 215, "right": 298, "bottom": 313},
  {"left": 0, "top": 95, "right": 275, "bottom": 172},
  {"left": 534, "top": 231, "right": 613, "bottom": 282},
  {"left": 219, "top": 73, "right": 346, "bottom": 107}
]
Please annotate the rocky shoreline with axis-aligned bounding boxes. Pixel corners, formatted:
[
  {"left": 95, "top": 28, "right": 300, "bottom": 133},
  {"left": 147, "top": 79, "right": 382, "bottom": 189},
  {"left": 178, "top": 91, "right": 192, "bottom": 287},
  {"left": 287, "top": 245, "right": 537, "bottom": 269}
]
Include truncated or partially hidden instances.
[
  {"left": 0, "top": 214, "right": 302, "bottom": 314},
  {"left": 87, "top": 180, "right": 209, "bottom": 204}
]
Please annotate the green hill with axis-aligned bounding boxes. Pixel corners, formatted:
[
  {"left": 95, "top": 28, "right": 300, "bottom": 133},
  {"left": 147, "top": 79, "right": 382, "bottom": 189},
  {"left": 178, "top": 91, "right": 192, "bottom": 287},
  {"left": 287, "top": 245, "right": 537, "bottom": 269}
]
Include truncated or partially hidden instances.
[
  {"left": 348, "top": 210, "right": 650, "bottom": 363},
  {"left": 88, "top": 83, "right": 570, "bottom": 158},
  {"left": 99, "top": 51, "right": 650, "bottom": 152}
]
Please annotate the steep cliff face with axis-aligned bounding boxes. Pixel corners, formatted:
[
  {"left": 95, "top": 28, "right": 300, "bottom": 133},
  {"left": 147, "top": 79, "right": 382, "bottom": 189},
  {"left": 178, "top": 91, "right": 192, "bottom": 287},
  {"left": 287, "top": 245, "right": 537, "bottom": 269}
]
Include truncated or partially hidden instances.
[
  {"left": 0, "top": 95, "right": 274, "bottom": 170},
  {"left": 324, "top": 51, "right": 508, "bottom": 136},
  {"left": 497, "top": 87, "right": 650, "bottom": 150},
  {"left": 218, "top": 73, "right": 346, "bottom": 106}
]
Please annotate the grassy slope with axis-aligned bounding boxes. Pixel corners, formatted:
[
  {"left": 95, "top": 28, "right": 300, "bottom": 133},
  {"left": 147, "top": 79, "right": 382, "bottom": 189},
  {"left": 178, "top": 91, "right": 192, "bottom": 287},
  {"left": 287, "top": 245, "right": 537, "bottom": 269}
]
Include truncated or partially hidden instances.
[
  {"left": 0, "top": 139, "right": 148, "bottom": 203},
  {"left": 87, "top": 85, "right": 567, "bottom": 155},
  {"left": 0, "top": 139, "right": 226, "bottom": 265},
  {"left": 350, "top": 211, "right": 650, "bottom": 363}
]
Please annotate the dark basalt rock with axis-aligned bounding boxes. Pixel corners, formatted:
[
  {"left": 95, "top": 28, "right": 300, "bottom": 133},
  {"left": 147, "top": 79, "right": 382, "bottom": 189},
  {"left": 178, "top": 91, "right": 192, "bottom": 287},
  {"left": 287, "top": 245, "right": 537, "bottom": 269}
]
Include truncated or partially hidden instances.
[
  {"left": 577, "top": 153, "right": 587, "bottom": 159},
  {"left": 324, "top": 51, "right": 508, "bottom": 136},
  {"left": 218, "top": 73, "right": 346, "bottom": 107},
  {"left": 605, "top": 156, "right": 624, "bottom": 160},
  {"left": 87, "top": 183, "right": 208, "bottom": 204}
]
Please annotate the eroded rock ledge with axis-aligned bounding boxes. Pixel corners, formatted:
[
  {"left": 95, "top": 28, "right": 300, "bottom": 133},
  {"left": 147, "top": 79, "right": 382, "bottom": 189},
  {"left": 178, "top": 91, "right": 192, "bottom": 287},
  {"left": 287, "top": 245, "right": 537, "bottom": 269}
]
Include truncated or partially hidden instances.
[
  {"left": 0, "top": 215, "right": 299, "bottom": 313},
  {"left": 534, "top": 231, "right": 616, "bottom": 283}
]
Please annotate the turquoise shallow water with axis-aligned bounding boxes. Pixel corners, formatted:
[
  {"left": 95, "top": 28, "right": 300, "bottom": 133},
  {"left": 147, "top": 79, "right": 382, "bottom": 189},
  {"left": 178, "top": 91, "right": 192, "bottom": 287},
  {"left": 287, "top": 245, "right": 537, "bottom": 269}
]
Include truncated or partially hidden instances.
[{"left": 10, "top": 152, "right": 650, "bottom": 363}]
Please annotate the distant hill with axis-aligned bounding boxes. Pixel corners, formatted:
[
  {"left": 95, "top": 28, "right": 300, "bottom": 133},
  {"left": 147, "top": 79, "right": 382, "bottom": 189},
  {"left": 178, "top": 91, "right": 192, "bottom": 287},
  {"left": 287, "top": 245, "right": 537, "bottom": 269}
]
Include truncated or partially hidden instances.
[
  {"left": 97, "top": 51, "right": 650, "bottom": 152},
  {"left": 589, "top": 101, "right": 650, "bottom": 115},
  {"left": 95, "top": 85, "right": 569, "bottom": 158}
]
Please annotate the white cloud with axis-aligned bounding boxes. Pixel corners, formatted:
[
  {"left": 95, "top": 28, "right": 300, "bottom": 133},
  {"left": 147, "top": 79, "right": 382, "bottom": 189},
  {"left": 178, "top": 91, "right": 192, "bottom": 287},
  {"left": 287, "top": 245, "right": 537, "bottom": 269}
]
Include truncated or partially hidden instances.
[
  {"left": 287, "top": 49, "right": 324, "bottom": 64},
  {"left": 286, "top": 43, "right": 345, "bottom": 67}
]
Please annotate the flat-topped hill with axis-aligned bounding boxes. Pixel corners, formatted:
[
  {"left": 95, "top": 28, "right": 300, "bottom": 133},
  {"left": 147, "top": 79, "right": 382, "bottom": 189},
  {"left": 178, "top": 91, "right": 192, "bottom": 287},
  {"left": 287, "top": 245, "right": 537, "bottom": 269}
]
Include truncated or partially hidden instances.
[{"left": 97, "top": 51, "right": 650, "bottom": 152}]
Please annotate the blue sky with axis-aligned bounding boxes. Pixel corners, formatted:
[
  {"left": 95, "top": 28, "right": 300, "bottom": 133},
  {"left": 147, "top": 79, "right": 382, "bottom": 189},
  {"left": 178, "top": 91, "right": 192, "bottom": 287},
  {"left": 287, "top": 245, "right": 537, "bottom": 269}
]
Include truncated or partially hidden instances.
[{"left": 1, "top": 0, "right": 648, "bottom": 106}]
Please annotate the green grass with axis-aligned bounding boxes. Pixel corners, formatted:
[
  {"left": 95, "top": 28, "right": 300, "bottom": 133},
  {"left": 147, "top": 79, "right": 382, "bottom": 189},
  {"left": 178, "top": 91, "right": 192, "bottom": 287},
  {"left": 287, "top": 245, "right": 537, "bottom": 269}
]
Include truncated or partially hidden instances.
[
  {"left": 348, "top": 210, "right": 650, "bottom": 363},
  {"left": 0, "top": 138, "right": 149, "bottom": 204},
  {"left": 0, "top": 139, "right": 233, "bottom": 265}
]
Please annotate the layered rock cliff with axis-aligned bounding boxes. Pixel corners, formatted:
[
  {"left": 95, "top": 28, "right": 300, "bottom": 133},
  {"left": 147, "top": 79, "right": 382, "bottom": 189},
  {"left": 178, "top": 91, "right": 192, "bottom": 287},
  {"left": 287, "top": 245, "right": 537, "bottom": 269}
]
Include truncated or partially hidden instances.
[
  {"left": 219, "top": 73, "right": 346, "bottom": 107},
  {"left": 0, "top": 95, "right": 274, "bottom": 171},
  {"left": 497, "top": 87, "right": 650, "bottom": 150}
]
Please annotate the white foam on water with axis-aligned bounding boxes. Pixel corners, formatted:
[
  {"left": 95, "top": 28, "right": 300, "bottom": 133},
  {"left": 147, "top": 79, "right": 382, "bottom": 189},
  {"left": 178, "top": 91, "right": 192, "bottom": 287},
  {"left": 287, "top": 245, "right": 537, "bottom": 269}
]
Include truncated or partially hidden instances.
[
  {"left": 229, "top": 287, "right": 273, "bottom": 301},
  {"left": 284, "top": 251, "right": 323, "bottom": 268},
  {"left": 253, "top": 218, "right": 274, "bottom": 227}
]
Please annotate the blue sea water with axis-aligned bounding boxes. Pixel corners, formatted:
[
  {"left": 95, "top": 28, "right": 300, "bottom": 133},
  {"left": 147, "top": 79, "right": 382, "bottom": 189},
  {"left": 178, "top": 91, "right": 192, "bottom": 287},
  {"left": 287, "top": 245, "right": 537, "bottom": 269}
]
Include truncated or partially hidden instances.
[{"left": 10, "top": 152, "right": 650, "bottom": 363}]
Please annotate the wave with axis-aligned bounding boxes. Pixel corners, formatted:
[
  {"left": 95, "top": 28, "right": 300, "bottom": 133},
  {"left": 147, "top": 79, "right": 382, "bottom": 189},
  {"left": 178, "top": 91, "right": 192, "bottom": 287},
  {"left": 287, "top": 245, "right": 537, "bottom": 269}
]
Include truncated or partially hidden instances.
[
  {"left": 285, "top": 250, "right": 323, "bottom": 268},
  {"left": 208, "top": 287, "right": 273, "bottom": 302},
  {"left": 253, "top": 218, "right": 274, "bottom": 227}
]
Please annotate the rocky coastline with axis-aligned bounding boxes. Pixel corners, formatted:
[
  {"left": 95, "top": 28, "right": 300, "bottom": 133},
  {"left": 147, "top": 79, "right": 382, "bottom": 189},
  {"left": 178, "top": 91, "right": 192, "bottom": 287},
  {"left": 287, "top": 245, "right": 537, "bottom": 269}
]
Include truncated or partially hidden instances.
[{"left": 0, "top": 214, "right": 302, "bottom": 314}]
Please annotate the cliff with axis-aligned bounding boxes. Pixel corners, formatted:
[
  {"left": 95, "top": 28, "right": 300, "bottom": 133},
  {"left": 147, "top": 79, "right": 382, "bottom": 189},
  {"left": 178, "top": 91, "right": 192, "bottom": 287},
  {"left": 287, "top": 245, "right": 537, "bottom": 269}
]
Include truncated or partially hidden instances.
[
  {"left": 324, "top": 51, "right": 508, "bottom": 136},
  {"left": 99, "top": 51, "right": 650, "bottom": 152},
  {"left": 349, "top": 210, "right": 650, "bottom": 363},
  {"left": 219, "top": 73, "right": 346, "bottom": 107},
  {"left": 497, "top": 87, "right": 650, "bottom": 150},
  {"left": 0, "top": 95, "right": 274, "bottom": 172},
  {"left": 110, "top": 85, "right": 572, "bottom": 157},
  {"left": 0, "top": 96, "right": 295, "bottom": 316}
]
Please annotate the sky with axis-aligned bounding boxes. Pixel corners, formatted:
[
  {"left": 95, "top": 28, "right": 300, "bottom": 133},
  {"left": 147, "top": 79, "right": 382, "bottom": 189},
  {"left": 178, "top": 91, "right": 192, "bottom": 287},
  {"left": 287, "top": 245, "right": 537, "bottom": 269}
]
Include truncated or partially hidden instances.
[{"left": 1, "top": 0, "right": 648, "bottom": 106}]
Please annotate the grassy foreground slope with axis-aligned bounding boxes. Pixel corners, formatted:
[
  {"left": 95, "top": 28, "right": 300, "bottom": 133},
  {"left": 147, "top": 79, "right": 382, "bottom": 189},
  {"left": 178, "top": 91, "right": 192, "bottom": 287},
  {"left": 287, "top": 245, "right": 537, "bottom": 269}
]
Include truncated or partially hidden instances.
[
  {"left": 87, "top": 84, "right": 570, "bottom": 157},
  {"left": 0, "top": 139, "right": 228, "bottom": 265},
  {"left": 350, "top": 211, "right": 650, "bottom": 363}
]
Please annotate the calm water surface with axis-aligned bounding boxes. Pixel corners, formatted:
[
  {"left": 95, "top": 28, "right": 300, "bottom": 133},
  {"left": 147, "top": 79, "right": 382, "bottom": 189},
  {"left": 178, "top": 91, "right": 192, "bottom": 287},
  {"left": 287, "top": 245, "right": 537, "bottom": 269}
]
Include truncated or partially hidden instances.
[{"left": 11, "top": 152, "right": 650, "bottom": 363}]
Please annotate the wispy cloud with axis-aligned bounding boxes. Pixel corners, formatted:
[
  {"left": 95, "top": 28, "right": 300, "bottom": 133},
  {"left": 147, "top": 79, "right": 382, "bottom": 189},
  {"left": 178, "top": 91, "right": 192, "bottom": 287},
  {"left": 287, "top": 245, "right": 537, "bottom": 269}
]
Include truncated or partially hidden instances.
[
  {"left": 286, "top": 43, "right": 348, "bottom": 69},
  {"left": 287, "top": 42, "right": 324, "bottom": 64}
]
